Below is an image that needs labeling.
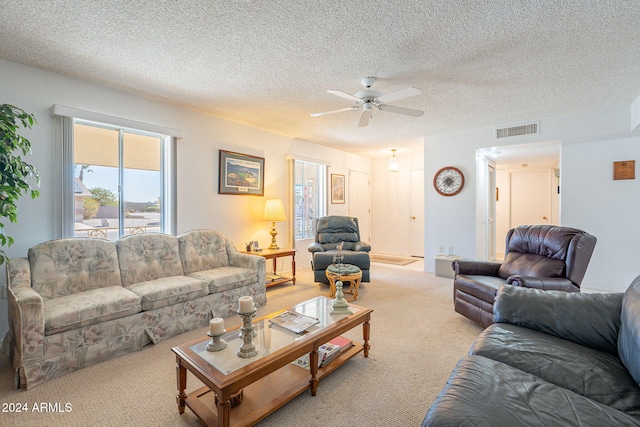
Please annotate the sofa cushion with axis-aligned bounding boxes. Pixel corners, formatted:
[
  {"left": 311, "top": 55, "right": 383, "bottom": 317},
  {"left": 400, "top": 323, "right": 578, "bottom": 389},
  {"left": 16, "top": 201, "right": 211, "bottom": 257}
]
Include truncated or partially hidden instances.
[
  {"left": 116, "top": 233, "right": 184, "bottom": 286},
  {"left": 125, "top": 276, "right": 209, "bottom": 311},
  {"left": 178, "top": 230, "right": 230, "bottom": 275},
  {"left": 423, "top": 355, "right": 640, "bottom": 427},
  {"left": 189, "top": 266, "right": 257, "bottom": 293},
  {"left": 44, "top": 286, "right": 141, "bottom": 335},
  {"left": 619, "top": 275, "right": 640, "bottom": 386},
  {"left": 29, "top": 238, "right": 122, "bottom": 300},
  {"left": 494, "top": 285, "right": 622, "bottom": 355},
  {"left": 498, "top": 252, "right": 565, "bottom": 279},
  {"left": 471, "top": 323, "right": 640, "bottom": 417}
]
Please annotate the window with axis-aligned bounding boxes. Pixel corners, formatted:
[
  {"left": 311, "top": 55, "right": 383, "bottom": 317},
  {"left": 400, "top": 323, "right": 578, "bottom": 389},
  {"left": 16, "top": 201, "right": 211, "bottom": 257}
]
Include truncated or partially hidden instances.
[
  {"left": 53, "top": 105, "right": 179, "bottom": 239},
  {"left": 294, "top": 160, "right": 326, "bottom": 240}
]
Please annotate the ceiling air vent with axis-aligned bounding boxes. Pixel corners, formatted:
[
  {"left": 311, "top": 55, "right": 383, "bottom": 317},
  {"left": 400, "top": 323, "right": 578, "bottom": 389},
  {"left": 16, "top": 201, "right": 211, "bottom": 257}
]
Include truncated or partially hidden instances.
[{"left": 496, "top": 123, "right": 539, "bottom": 138}]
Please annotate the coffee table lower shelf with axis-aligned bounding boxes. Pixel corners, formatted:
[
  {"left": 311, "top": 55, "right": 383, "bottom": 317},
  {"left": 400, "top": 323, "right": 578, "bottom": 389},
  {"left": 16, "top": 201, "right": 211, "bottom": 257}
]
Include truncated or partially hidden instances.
[{"left": 184, "top": 343, "right": 363, "bottom": 426}]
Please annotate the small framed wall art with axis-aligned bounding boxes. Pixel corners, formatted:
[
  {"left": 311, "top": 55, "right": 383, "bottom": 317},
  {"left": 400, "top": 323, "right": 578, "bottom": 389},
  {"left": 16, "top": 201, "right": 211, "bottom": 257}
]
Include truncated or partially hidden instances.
[
  {"left": 331, "top": 174, "right": 345, "bottom": 204},
  {"left": 218, "top": 150, "right": 265, "bottom": 196},
  {"left": 613, "top": 160, "right": 635, "bottom": 180}
]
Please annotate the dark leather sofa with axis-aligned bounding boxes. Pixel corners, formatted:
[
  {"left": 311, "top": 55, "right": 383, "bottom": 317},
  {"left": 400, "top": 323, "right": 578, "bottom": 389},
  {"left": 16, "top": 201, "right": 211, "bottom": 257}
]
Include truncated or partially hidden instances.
[
  {"left": 307, "top": 215, "right": 371, "bottom": 284},
  {"left": 453, "top": 224, "right": 596, "bottom": 327},
  {"left": 424, "top": 277, "right": 640, "bottom": 426}
]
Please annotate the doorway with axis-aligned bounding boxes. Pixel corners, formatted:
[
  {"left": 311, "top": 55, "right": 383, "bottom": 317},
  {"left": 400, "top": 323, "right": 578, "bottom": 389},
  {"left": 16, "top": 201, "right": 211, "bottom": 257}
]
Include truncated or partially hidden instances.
[{"left": 480, "top": 142, "right": 561, "bottom": 261}]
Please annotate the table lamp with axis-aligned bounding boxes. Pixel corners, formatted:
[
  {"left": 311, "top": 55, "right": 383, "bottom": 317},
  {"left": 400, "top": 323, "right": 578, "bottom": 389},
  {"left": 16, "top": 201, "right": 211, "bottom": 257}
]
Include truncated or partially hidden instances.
[{"left": 263, "top": 198, "right": 286, "bottom": 249}]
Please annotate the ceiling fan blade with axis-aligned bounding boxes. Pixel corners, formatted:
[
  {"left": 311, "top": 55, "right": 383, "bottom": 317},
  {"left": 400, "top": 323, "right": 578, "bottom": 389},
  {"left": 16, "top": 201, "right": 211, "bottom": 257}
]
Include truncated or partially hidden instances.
[
  {"left": 358, "top": 109, "right": 372, "bottom": 127},
  {"left": 310, "top": 106, "right": 359, "bottom": 117},
  {"left": 376, "top": 87, "right": 421, "bottom": 104},
  {"left": 378, "top": 104, "right": 424, "bottom": 117},
  {"left": 327, "top": 89, "right": 361, "bottom": 102}
]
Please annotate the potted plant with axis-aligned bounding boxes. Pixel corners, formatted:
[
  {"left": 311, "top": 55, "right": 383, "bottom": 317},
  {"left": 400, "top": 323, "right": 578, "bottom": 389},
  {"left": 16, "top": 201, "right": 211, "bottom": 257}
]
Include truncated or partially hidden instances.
[{"left": 0, "top": 104, "right": 40, "bottom": 264}]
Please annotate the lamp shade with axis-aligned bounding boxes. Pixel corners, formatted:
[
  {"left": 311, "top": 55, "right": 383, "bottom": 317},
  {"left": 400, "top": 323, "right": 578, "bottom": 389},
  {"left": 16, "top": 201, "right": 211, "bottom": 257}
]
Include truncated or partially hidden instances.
[{"left": 263, "top": 198, "right": 286, "bottom": 221}]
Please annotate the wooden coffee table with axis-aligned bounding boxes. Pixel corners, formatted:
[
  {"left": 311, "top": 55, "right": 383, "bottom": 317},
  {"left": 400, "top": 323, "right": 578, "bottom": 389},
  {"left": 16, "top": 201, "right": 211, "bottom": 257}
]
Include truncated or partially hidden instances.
[{"left": 172, "top": 296, "right": 372, "bottom": 426}]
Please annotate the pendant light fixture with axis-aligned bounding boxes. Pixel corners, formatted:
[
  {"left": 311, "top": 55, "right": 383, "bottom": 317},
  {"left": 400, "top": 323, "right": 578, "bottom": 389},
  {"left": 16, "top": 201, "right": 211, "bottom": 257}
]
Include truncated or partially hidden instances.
[{"left": 388, "top": 149, "right": 399, "bottom": 172}]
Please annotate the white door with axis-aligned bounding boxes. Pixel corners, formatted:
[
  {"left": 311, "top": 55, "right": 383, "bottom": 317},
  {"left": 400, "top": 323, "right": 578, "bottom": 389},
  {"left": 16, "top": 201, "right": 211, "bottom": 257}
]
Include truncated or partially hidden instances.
[
  {"left": 410, "top": 169, "right": 425, "bottom": 257},
  {"left": 511, "top": 170, "right": 553, "bottom": 227},
  {"left": 348, "top": 170, "right": 371, "bottom": 242}
]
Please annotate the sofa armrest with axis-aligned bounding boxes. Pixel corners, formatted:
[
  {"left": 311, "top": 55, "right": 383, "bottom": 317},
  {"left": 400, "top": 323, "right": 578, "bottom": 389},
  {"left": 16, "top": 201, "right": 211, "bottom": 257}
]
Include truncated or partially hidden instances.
[
  {"left": 353, "top": 241, "right": 371, "bottom": 252},
  {"left": 493, "top": 285, "right": 623, "bottom": 355},
  {"left": 453, "top": 260, "right": 501, "bottom": 276},
  {"left": 226, "top": 241, "right": 266, "bottom": 286},
  {"left": 506, "top": 276, "right": 577, "bottom": 291},
  {"left": 6, "top": 257, "right": 45, "bottom": 368},
  {"left": 307, "top": 242, "right": 324, "bottom": 253}
]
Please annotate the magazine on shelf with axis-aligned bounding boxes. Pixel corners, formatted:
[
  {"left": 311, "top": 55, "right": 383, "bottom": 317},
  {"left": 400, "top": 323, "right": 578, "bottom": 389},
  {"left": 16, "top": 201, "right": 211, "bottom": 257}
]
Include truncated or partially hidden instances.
[
  {"left": 269, "top": 310, "right": 320, "bottom": 334},
  {"left": 293, "top": 342, "right": 341, "bottom": 370},
  {"left": 319, "top": 343, "right": 341, "bottom": 367}
]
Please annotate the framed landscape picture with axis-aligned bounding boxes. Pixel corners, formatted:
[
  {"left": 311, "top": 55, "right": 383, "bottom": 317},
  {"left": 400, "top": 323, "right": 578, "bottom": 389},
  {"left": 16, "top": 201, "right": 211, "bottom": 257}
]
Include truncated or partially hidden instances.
[
  {"left": 218, "top": 150, "right": 265, "bottom": 196},
  {"left": 331, "top": 174, "right": 345, "bottom": 204}
]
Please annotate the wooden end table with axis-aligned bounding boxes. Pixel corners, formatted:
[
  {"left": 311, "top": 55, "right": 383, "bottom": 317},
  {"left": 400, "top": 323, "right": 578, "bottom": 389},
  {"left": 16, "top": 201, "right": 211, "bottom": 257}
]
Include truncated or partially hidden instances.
[
  {"left": 243, "top": 248, "right": 296, "bottom": 288},
  {"left": 326, "top": 264, "right": 362, "bottom": 302}
]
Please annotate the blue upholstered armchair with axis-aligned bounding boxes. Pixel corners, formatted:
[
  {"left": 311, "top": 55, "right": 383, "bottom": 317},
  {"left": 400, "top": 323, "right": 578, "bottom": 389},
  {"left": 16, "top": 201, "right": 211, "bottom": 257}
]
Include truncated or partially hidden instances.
[{"left": 307, "top": 216, "right": 371, "bottom": 284}]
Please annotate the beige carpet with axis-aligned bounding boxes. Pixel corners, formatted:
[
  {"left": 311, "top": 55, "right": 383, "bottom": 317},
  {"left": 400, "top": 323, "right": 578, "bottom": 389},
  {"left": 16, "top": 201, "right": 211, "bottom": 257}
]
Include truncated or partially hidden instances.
[{"left": 0, "top": 265, "right": 483, "bottom": 427}]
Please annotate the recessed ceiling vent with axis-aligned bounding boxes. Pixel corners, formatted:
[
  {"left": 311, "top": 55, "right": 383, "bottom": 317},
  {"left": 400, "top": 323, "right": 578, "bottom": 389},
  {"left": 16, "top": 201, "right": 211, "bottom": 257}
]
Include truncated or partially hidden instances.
[{"left": 496, "top": 122, "right": 539, "bottom": 138}]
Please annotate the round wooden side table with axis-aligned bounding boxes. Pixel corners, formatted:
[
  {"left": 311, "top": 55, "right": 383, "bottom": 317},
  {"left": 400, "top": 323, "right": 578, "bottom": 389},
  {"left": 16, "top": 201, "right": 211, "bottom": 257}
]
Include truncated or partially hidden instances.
[{"left": 326, "top": 264, "right": 363, "bottom": 302}]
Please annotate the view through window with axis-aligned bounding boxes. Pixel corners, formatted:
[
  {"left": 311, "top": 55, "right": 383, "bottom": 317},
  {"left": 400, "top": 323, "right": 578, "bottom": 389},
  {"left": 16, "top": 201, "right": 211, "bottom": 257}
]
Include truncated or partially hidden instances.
[
  {"left": 73, "top": 121, "right": 166, "bottom": 240},
  {"left": 294, "top": 160, "right": 326, "bottom": 240}
]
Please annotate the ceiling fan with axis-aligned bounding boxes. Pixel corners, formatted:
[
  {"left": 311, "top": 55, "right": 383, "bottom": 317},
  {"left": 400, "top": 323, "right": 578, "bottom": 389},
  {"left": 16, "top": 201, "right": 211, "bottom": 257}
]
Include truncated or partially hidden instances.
[{"left": 310, "top": 77, "right": 424, "bottom": 127}]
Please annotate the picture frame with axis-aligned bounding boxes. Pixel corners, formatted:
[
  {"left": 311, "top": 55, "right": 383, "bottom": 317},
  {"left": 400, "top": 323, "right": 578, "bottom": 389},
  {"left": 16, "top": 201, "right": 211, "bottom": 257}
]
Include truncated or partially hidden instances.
[
  {"left": 218, "top": 150, "right": 265, "bottom": 196},
  {"left": 331, "top": 174, "right": 345, "bottom": 204}
]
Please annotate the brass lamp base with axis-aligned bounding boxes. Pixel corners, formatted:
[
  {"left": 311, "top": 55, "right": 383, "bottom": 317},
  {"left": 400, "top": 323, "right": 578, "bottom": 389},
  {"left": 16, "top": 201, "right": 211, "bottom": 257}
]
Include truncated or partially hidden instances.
[{"left": 268, "top": 221, "right": 279, "bottom": 249}]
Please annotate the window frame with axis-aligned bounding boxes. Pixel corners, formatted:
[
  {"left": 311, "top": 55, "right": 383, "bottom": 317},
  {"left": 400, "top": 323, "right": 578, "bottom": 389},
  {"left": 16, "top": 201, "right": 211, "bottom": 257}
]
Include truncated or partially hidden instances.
[
  {"left": 53, "top": 105, "right": 179, "bottom": 238},
  {"left": 293, "top": 158, "right": 327, "bottom": 241}
]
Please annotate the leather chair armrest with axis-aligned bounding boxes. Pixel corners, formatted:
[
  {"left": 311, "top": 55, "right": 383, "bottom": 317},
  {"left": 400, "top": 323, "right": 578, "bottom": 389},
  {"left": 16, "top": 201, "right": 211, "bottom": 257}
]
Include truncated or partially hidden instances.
[
  {"left": 506, "top": 276, "right": 576, "bottom": 291},
  {"left": 353, "top": 241, "right": 372, "bottom": 252},
  {"left": 307, "top": 243, "right": 324, "bottom": 253},
  {"left": 493, "top": 285, "right": 623, "bottom": 355},
  {"left": 453, "top": 260, "right": 501, "bottom": 276}
]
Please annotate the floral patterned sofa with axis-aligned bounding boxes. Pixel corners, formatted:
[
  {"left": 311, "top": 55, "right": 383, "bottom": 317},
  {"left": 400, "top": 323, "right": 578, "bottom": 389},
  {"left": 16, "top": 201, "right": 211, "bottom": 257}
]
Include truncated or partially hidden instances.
[{"left": 3, "top": 229, "right": 266, "bottom": 389}]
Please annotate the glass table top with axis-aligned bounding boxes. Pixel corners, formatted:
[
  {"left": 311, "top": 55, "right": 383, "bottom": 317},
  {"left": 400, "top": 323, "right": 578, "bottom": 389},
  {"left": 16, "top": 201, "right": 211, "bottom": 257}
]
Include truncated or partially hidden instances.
[{"left": 189, "top": 296, "right": 360, "bottom": 374}]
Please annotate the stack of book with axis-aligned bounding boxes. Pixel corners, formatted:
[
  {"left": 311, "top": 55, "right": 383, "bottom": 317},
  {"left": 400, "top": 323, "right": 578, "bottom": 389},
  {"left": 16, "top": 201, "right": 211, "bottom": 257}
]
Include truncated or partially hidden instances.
[{"left": 293, "top": 336, "right": 354, "bottom": 369}]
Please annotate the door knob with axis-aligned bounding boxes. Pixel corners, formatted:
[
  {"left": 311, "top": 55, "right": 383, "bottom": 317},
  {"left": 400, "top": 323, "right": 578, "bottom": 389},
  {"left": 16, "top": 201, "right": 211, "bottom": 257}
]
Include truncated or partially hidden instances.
[
  {"left": 542, "top": 216, "right": 548, "bottom": 220},
  {"left": 411, "top": 216, "right": 416, "bottom": 219}
]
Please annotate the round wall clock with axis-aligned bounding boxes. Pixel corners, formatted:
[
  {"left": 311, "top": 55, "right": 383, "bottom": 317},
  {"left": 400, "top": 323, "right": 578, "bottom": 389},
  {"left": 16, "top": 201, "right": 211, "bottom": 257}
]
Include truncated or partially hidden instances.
[{"left": 433, "top": 166, "right": 464, "bottom": 196}]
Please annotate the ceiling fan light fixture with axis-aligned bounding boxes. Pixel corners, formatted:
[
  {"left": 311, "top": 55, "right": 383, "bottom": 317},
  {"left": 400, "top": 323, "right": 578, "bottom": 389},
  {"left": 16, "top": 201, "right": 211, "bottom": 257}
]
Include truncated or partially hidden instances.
[
  {"left": 310, "top": 77, "right": 424, "bottom": 127},
  {"left": 389, "top": 149, "right": 399, "bottom": 172}
]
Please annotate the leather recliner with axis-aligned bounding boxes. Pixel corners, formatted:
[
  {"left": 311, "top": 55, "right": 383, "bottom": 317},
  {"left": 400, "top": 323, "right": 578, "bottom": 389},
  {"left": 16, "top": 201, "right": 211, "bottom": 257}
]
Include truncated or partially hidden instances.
[
  {"left": 307, "top": 216, "right": 371, "bottom": 284},
  {"left": 453, "top": 224, "right": 597, "bottom": 327}
]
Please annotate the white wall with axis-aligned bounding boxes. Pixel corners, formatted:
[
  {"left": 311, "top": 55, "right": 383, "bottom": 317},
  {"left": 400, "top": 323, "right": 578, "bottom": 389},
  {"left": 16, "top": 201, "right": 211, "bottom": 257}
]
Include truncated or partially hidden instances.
[
  {"left": 425, "top": 105, "right": 640, "bottom": 292},
  {"left": 562, "top": 137, "right": 640, "bottom": 292},
  {"left": 0, "top": 58, "right": 370, "bottom": 337}
]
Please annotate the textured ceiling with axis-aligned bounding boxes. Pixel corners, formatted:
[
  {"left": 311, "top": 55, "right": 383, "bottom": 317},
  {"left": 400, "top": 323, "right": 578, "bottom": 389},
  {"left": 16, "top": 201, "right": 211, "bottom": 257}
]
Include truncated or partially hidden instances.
[{"left": 2, "top": 1, "right": 640, "bottom": 157}]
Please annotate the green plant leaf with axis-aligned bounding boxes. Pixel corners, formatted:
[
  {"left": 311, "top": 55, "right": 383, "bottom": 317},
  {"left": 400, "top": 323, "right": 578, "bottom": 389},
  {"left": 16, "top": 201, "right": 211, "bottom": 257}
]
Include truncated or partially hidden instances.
[{"left": 0, "top": 104, "right": 39, "bottom": 265}]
